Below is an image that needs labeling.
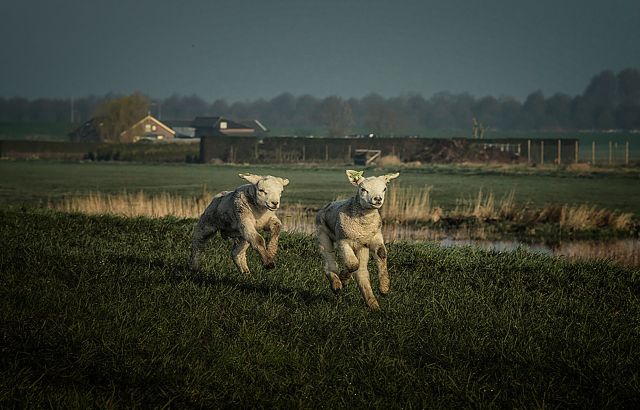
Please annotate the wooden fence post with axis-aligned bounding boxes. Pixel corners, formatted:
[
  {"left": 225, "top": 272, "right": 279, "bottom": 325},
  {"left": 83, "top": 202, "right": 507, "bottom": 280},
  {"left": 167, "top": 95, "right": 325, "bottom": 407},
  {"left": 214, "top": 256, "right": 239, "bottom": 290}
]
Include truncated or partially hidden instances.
[
  {"left": 609, "top": 141, "right": 613, "bottom": 166},
  {"left": 625, "top": 141, "right": 629, "bottom": 166},
  {"left": 302, "top": 144, "right": 306, "bottom": 161},
  {"left": 592, "top": 141, "right": 595, "bottom": 165},
  {"left": 527, "top": 139, "right": 531, "bottom": 163},
  {"left": 540, "top": 140, "right": 544, "bottom": 165},
  {"left": 557, "top": 139, "right": 561, "bottom": 165},
  {"left": 575, "top": 140, "right": 579, "bottom": 164},
  {"left": 325, "top": 144, "right": 329, "bottom": 162}
]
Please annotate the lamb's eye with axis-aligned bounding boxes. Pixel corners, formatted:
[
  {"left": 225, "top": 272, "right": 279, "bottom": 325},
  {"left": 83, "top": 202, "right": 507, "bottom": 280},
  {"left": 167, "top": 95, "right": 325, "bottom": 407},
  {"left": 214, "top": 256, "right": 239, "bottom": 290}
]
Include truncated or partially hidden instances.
[
  {"left": 383, "top": 187, "right": 387, "bottom": 192},
  {"left": 258, "top": 188, "right": 266, "bottom": 193},
  {"left": 361, "top": 188, "right": 368, "bottom": 194}
]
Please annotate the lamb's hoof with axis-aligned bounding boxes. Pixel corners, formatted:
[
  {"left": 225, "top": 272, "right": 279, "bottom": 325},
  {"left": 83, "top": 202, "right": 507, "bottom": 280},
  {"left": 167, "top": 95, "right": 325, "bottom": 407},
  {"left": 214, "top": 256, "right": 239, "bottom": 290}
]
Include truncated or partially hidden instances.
[
  {"left": 263, "top": 261, "right": 276, "bottom": 270},
  {"left": 329, "top": 280, "right": 343, "bottom": 295},
  {"left": 379, "top": 288, "right": 390, "bottom": 297},
  {"left": 368, "top": 300, "right": 380, "bottom": 311}
]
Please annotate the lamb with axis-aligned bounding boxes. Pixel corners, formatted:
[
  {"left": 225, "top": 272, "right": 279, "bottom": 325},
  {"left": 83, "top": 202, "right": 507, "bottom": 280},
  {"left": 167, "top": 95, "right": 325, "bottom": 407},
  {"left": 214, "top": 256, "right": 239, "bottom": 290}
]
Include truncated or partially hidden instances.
[
  {"left": 190, "top": 173, "right": 289, "bottom": 275},
  {"left": 315, "top": 169, "right": 400, "bottom": 310}
]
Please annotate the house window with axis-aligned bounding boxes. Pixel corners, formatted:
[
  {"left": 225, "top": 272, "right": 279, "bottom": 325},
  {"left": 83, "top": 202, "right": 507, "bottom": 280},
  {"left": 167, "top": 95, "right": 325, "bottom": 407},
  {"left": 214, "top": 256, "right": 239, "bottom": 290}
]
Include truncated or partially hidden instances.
[
  {"left": 220, "top": 121, "right": 227, "bottom": 129},
  {"left": 145, "top": 124, "right": 151, "bottom": 132},
  {"left": 152, "top": 125, "right": 157, "bottom": 131}
]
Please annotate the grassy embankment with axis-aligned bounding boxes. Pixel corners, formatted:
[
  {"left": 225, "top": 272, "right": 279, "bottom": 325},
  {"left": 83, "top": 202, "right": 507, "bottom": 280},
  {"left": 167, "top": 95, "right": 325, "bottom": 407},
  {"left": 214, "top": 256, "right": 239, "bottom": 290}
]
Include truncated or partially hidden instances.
[
  {"left": 1, "top": 209, "right": 639, "bottom": 407},
  {"left": 2, "top": 161, "right": 640, "bottom": 213},
  {"left": 1, "top": 160, "right": 639, "bottom": 241}
]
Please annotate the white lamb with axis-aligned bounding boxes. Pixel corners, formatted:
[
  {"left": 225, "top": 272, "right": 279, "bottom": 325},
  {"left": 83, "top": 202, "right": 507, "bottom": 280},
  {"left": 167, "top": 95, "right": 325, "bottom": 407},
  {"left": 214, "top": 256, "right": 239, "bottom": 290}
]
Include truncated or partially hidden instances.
[
  {"left": 191, "top": 173, "right": 289, "bottom": 274},
  {"left": 315, "top": 169, "right": 400, "bottom": 310}
]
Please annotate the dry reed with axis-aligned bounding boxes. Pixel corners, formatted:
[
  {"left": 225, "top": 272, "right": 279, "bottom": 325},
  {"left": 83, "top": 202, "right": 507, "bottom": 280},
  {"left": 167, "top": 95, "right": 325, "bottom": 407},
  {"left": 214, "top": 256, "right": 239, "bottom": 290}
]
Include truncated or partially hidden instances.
[
  {"left": 381, "top": 185, "right": 438, "bottom": 222},
  {"left": 451, "top": 189, "right": 516, "bottom": 221},
  {"left": 51, "top": 187, "right": 636, "bottom": 238},
  {"left": 55, "top": 191, "right": 209, "bottom": 219}
]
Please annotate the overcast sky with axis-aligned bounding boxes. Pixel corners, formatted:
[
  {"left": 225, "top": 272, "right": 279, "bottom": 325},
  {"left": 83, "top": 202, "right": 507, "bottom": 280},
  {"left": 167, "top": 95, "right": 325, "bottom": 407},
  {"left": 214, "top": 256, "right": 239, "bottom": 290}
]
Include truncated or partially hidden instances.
[{"left": 1, "top": 0, "right": 639, "bottom": 102}]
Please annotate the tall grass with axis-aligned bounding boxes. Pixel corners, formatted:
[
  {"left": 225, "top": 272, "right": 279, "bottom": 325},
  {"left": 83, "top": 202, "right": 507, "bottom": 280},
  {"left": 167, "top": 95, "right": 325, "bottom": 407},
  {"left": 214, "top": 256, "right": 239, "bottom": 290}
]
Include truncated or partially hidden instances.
[
  {"left": 51, "top": 186, "right": 636, "bottom": 237},
  {"left": 55, "top": 190, "right": 210, "bottom": 218},
  {"left": 452, "top": 189, "right": 517, "bottom": 220},
  {"left": 381, "top": 185, "right": 440, "bottom": 222},
  {"left": 560, "top": 204, "right": 634, "bottom": 230}
]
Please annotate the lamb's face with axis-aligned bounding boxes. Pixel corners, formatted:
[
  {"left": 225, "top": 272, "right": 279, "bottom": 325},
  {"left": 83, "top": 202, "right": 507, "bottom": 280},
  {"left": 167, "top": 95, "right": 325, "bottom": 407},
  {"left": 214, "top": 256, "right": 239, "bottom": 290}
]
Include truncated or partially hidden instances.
[
  {"left": 346, "top": 170, "right": 400, "bottom": 210},
  {"left": 357, "top": 177, "right": 389, "bottom": 209},
  {"left": 239, "top": 173, "right": 290, "bottom": 211}
]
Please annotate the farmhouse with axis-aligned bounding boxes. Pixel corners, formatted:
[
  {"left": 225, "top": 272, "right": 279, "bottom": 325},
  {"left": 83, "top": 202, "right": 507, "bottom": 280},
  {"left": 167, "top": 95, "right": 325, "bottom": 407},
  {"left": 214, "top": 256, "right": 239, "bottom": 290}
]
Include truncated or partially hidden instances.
[
  {"left": 162, "top": 119, "right": 196, "bottom": 138},
  {"left": 192, "top": 116, "right": 265, "bottom": 138},
  {"left": 120, "top": 115, "right": 175, "bottom": 143}
]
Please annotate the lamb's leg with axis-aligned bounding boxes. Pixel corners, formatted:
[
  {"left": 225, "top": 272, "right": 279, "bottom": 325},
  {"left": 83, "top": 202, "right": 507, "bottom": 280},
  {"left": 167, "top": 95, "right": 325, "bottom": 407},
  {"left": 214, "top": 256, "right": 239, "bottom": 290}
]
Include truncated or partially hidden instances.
[
  {"left": 240, "top": 223, "right": 274, "bottom": 269},
  {"left": 337, "top": 239, "right": 359, "bottom": 275},
  {"left": 353, "top": 247, "right": 379, "bottom": 310},
  {"left": 265, "top": 217, "right": 282, "bottom": 261},
  {"left": 232, "top": 238, "right": 251, "bottom": 275},
  {"left": 371, "top": 234, "right": 390, "bottom": 295},
  {"left": 317, "top": 228, "right": 342, "bottom": 294},
  {"left": 190, "top": 217, "right": 217, "bottom": 272}
]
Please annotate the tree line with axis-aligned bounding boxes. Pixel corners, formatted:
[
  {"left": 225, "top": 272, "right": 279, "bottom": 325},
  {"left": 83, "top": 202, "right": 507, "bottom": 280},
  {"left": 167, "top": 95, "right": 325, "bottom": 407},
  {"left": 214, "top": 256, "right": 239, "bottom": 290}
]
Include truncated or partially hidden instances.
[{"left": 1, "top": 68, "right": 639, "bottom": 136}]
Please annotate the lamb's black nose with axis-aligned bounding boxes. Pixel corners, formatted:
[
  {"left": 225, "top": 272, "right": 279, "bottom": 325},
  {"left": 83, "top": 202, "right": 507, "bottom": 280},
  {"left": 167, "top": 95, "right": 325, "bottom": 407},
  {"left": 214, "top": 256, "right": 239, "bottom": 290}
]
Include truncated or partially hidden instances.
[
  {"left": 373, "top": 196, "right": 382, "bottom": 202},
  {"left": 271, "top": 201, "right": 279, "bottom": 207}
]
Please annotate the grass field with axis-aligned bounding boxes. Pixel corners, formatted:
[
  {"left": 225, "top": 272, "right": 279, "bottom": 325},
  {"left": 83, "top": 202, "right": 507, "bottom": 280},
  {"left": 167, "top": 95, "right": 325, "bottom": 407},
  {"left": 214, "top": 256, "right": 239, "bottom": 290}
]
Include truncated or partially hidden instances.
[
  {"left": 0, "top": 122, "right": 75, "bottom": 141},
  {"left": 2, "top": 160, "right": 640, "bottom": 217},
  {"left": 1, "top": 209, "right": 639, "bottom": 407}
]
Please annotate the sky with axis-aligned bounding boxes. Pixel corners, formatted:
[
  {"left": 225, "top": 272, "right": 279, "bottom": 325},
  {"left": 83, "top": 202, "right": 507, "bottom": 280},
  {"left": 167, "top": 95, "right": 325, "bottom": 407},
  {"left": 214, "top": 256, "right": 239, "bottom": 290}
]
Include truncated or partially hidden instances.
[{"left": 1, "top": 0, "right": 639, "bottom": 102}]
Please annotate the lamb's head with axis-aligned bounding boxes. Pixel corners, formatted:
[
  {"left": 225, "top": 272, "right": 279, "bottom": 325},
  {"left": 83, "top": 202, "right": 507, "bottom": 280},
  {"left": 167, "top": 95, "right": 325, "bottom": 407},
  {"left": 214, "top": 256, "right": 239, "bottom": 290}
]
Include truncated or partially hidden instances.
[
  {"left": 239, "top": 173, "right": 290, "bottom": 211},
  {"left": 346, "top": 169, "right": 400, "bottom": 209}
]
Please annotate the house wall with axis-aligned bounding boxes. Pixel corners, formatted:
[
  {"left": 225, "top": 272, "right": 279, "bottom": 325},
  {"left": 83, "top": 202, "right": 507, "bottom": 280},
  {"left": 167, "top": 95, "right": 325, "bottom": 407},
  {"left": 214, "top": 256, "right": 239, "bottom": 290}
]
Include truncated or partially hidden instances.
[{"left": 121, "top": 118, "right": 174, "bottom": 143}]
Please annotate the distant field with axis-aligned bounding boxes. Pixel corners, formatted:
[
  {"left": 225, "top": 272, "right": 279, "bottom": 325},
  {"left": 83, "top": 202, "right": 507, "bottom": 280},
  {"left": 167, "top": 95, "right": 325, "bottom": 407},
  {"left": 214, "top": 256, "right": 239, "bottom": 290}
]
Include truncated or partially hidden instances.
[
  {"left": 1, "top": 160, "right": 640, "bottom": 216},
  {"left": 0, "top": 122, "right": 75, "bottom": 141}
]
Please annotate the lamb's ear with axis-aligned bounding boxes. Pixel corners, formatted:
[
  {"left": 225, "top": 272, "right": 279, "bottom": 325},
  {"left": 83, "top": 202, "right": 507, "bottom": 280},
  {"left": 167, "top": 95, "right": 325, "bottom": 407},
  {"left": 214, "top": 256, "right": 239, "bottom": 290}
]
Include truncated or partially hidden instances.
[
  {"left": 383, "top": 172, "right": 400, "bottom": 183},
  {"left": 239, "top": 173, "right": 262, "bottom": 185},
  {"left": 346, "top": 169, "right": 364, "bottom": 186},
  {"left": 278, "top": 177, "right": 290, "bottom": 187}
]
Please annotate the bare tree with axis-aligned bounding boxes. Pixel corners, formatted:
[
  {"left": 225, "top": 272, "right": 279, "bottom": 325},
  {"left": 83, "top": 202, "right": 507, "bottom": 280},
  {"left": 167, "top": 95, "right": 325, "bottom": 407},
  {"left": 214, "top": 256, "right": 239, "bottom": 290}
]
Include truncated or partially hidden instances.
[
  {"left": 92, "top": 93, "right": 149, "bottom": 142},
  {"left": 318, "top": 96, "right": 353, "bottom": 137}
]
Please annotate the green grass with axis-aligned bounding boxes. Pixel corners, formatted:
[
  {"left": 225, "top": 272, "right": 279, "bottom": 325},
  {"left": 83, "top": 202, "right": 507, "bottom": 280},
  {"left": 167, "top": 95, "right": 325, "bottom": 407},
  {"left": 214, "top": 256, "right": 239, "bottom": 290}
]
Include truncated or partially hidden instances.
[
  {"left": 0, "top": 122, "right": 75, "bottom": 141},
  {"left": 1, "top": 160, "right": 640, "bottom": 216},
  {"left": 1, "top": 209, "right": 639, "bottom": 407}
]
